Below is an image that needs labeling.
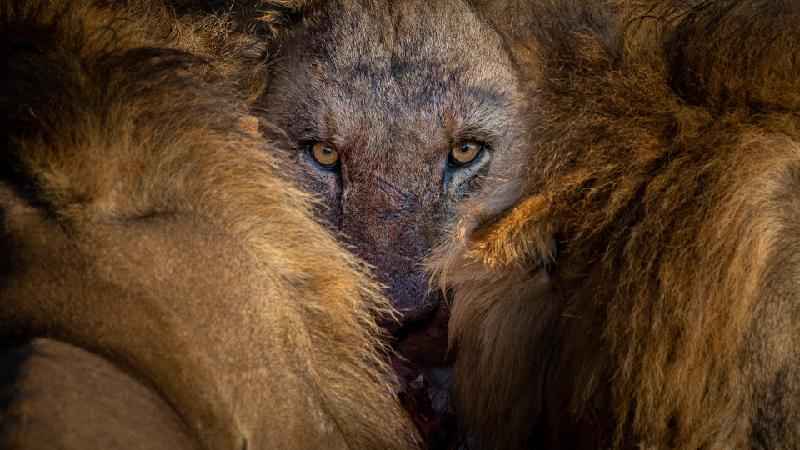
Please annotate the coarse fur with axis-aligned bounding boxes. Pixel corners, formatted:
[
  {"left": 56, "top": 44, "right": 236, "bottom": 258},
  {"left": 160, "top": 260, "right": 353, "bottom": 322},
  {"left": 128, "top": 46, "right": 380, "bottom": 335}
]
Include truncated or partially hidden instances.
[
  {"left": 432, "top": 0, "right": 800, "bottom": 449},
  {"left": 0, "top": 1, "right": 418, "bottom": 449}
]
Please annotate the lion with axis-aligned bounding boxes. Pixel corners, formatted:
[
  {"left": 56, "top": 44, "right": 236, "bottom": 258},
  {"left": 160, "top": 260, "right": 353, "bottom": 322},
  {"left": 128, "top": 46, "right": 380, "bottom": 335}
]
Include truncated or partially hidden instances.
[
  {"left": 250, "top": 1, "right": 530, "bottom": 444},
  {"left": 0, "top": 1, "right": 418, "bottom": 449},
  {"left": 433, "top": 0, "right": 800, "bottom": 448}
]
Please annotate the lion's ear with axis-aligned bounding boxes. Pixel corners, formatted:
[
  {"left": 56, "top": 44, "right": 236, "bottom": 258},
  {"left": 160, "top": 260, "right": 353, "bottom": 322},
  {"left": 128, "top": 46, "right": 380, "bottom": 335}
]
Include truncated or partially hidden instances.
[
  {"left": 256, "top": 0, "right": 323, "bottom": 38},
  {"left": 468, "top": 194, "right": 557, "bottom": 271},
  {"left": 237, "top": 115, "right": 261, "bottom": 138}
]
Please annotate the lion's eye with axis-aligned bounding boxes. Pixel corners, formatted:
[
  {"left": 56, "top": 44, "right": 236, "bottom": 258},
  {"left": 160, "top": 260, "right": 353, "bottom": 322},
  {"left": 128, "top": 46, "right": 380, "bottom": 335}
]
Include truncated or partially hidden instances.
[
  {"left": 448, "top": 141, "right": 485, "bottom": 167},
  {"left": 309, "top": 142, "right": 340, "bottom": 168}
]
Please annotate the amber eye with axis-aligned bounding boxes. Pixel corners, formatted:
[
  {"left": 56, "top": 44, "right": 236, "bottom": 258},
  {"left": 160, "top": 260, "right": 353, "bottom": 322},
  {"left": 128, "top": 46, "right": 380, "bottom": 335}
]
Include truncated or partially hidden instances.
[
  {"left": 309, "top": 142, "right": 340, "bottom": 168},
  {"left": 448, "top": 141, "right": 485, "bottom": 167}
]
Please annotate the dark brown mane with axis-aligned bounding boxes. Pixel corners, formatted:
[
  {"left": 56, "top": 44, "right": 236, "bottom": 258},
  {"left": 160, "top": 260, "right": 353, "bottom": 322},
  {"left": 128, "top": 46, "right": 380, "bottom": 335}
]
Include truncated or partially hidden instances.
[
  {"left": 664, "top": 0, "right": 800, "bottom": 110},
  {"left": 437, "top": 1, "right": 800, "bottom": 448}
]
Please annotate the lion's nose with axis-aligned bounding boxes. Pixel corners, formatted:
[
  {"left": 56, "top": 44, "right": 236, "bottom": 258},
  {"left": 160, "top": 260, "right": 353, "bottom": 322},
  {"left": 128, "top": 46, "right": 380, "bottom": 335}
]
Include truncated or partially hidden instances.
[{"left": 381, "top": 269, "right": 441, "bottom": 334}]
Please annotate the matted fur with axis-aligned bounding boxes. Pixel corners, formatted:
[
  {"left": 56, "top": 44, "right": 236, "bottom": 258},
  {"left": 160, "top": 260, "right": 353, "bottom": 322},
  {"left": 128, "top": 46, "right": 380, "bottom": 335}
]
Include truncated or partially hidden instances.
[
  {"left": 433, "top": 1, "right": 800, "bottom": 448},
  {"left": 0, "top": 1, "right": 418, "bottom": 449}
]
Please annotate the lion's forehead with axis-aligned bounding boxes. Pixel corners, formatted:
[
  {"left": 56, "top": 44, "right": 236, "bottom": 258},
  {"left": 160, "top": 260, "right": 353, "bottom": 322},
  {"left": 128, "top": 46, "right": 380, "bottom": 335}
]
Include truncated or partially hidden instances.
[{"left": 318, "top": 0, "right": 515, "bottom": 86}]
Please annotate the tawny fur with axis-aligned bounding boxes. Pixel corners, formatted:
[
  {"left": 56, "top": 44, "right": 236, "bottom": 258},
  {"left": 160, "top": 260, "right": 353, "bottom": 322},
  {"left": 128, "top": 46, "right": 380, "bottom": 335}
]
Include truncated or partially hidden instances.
[
  {"left": 0, "top": 1, "right": 418, "bottom": 449},
  {"left": 432, "top": 1, "right": 800, "bottom": 449},
  {"left": 0, "top": 338, "right": 199, "bottom": 450}
]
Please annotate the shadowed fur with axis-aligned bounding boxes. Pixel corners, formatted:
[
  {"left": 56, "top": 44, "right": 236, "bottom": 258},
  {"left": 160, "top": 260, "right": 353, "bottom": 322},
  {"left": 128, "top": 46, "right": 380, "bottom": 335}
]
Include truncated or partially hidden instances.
[
  {"left": 0, "top": 1, "right": 418, "bottom": 449},
  {"left": 0, "top": 338, "right": 198, "bottom": 450},
  {"left": 432, "top": 1, "right": 800, "bottom": 449}
]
